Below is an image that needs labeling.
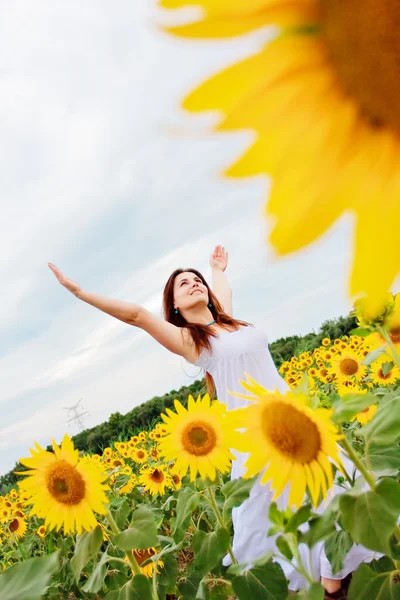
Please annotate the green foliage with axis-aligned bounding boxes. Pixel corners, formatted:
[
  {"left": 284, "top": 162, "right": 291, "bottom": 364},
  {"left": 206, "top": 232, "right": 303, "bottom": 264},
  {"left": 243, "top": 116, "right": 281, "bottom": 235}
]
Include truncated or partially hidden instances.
[
  {"left": 70, "top": 525, "right": 103, "bottom": 583},
  {"left": 269, "top": 314, "right": 357, "bottom": 367},
  {"left": 0, "top": 552, "right": 59, "bottom": 600},
  {"left": 339, "top": 479, "right": 400, "bottom": 555},
  {"left": 113, "top": 507, "right": 158, "bottom": 551}
]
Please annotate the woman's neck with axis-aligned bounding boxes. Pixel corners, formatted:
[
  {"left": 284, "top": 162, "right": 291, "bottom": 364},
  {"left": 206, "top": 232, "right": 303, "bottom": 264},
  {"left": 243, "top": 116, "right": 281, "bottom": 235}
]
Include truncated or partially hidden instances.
[{"left": 184, "top": 307, "right": 214, "bottom": 325}]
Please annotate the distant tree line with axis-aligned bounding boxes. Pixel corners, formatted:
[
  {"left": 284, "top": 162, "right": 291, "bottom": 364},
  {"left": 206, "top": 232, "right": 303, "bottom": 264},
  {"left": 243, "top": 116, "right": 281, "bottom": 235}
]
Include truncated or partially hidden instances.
[{"left": 0, "top": 313, "right": 357, "bottom": 494}]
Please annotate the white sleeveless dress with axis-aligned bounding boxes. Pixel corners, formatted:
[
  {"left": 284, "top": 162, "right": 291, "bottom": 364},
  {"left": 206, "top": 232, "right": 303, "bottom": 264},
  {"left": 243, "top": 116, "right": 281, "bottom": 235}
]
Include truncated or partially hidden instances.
[{"left": 191, "top": 325, "right": 378, "bottom": 588}]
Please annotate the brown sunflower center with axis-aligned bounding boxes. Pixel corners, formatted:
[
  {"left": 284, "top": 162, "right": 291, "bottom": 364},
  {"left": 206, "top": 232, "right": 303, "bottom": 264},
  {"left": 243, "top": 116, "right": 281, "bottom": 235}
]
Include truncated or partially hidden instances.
[
  {"left": 389, "top": 327, "right": 400, "bottom": 344},
  {"left": 377, "top": 368, "right": 391, "bottom": 380},
  {"left": 322, "top": 0, "right": 400, "bottom": 132},
  {"left": 149, "top": 469, "right": 164, "bottom": 484},
  {"left": 9, "top": 519, "right": 20, "bottom": 533},
  {"left": 133, "top": 547, "right": 156, "bottom": 565},
  {"left": 262, "top": 402, "right": 321, "bottom": 463},
  {"left": 181, "top": 421, "right": 217, "bottom": 456},
  {"left": 172, "top": 474, "right": 181, "bottom": 485},
  {"left": 46, "top": 460, "right": 86, "bottom": 505},
  {"left": 137, "top": 451, "right": 145, "bottom": 459},
  {"left": 339, "top": 358, "right": 359, "bottom": 376}
]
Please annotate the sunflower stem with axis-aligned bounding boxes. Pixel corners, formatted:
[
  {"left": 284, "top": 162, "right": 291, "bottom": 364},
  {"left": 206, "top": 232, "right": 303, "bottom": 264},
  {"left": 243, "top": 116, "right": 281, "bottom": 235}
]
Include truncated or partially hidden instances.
[
  {"left": 105, "top": 506, "right": 142, "bottom": 577},
  {"left": 377, "top": 325, "right": 400, "bottom": 369},
  {"left": 152, "top": 563, "right": 160, "bottom": 600},
  {"left": 286, "top": 534, "right": 314, "bottom": 586},
  {"left": 340, "top": 433, "right": 376, "bottom": 490},
  {"left": 16, "top": 540, "right": 26, "bottom": 561},
  {"left": 340, "top": 463, "right": 354, "bottom": 487},
  {"left": 206, "top": 486, "right": 237, "bottom": 565}
]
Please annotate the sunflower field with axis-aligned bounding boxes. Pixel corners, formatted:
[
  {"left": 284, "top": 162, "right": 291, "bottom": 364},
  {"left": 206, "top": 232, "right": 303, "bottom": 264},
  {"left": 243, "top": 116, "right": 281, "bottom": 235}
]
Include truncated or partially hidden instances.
[{"left": 1, "top": 296, "right": 400, "bottom": 600}]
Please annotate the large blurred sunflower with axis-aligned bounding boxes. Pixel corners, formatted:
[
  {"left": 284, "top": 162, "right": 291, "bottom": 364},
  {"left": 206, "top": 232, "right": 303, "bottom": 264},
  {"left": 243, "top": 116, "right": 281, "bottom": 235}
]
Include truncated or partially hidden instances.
[
  {"left": 159, "top": 394, "right": 235, "bottom": 481},
  {"left": 229, "top": 374, "right": 342, "bottom": 507},
  {"left": 17, "top": 434, "right": 109, "bottom": 534},
  {"left": 160, "top": 0, "right": 400, "bottom": 313}
]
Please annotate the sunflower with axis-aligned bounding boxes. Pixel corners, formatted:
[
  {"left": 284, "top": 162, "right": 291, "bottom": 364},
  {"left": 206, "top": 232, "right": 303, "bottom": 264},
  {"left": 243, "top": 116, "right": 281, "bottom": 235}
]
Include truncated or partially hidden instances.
[
  {"left": 329, "top": 351, "right": 367, "bottom": 383},
  {"left": 36, "top": 525, "right": 46, "bottom": 538},
  {"left": 366, "top": 330, "right": 400, "bottom": 362},
  {"left": 139, "top": 467, "right": 171, "bottom": 496},
  {"left": 228, "top": 374, "right": 342, "bottom": 507},
  {"left": 321, "top": 338, "right": 331, "bottom": 347},
  {"left": 7, "top": 517, "right": 27, "bottom": 540},
  {"left": 131, "top": 448, "right": 148, "bottom": 464},
  {"left": 150, "top": 447, "right": 159, "bottom": 461},
  {"left": 353, "top": 292, "right": 396, "bottom": 327},
  {"left": 315, "top": 367, "right": 331, "bottom": 385},
  {"left": 119, "top": 476, "right": 137, "bottom": 496},
  {"left": 110, "top": 456, "right": 125, "bottom": 470},
  {"left": 17, "top": 434, "right": 109, "bottom": 534},
  {"left": 369, "top": 358, "right": 400, "bottom": 386},
  {"left": 159, "top": 394, "right": 235, "bottom": 481},
  {"left": 160, "top": 0, "right": 400, "bottom": 312},
  {"left": 351, "top": 404, "right": 378, "bottom": 426},
  {"left": 0, "top": 507, "right": 11, "bottom": 521},
  {"left": 322, "top": 351, "right": 334, "bottom": 362},
  {"left": 278, "top": 361, "right": 290, "bottom": 374},
  {"left": 335, "top": 380, "right": 361, "bottom": 397},
  {"left": 128, "top": 547, "right": 164, "bottom": 578}
]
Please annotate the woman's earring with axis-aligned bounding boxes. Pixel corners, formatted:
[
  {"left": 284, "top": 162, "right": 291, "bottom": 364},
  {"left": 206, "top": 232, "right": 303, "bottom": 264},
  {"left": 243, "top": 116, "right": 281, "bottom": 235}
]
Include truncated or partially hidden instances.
[
  {"left": 175, "top": 308, "right": 179, "bottom": 314},
  {"left": 208, "top": 303, "right": 212, "bottom": 308}
]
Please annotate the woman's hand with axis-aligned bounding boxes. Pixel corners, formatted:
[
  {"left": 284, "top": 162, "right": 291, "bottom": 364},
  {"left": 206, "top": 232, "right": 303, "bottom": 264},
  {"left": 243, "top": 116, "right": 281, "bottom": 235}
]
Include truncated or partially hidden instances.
[
  {"left": 209, "top": 245, "right": 228, "bottom": 271},
  {"left": 48, "top": 263, "right": 82, "bottom": 296}
]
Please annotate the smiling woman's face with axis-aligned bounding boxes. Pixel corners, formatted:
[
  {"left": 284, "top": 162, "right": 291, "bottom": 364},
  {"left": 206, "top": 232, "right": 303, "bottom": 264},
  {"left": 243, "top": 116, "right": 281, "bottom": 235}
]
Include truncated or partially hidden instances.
[{"left": 173, "top": 271, "right": 208, "bottom": 311}]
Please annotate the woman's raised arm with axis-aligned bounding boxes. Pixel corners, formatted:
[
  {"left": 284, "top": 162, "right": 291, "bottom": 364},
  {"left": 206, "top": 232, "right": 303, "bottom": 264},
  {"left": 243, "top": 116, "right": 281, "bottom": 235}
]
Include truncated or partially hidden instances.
[{"left": 48, "top": 263, "right": 196, "bottom": 360}]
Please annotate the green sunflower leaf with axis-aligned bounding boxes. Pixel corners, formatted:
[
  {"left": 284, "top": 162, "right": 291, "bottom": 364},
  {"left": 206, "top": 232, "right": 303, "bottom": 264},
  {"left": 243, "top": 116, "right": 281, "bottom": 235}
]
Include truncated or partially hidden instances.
[
  {"left": 231, "top": 559, "right": 288, "bottom": 600},
  {"left": 361, "top": 395, "right": 400, "bottom": 445},
  {"left": 332, "top": 393, "right": 378, "bottom": 424},
  {"left": 0, "top": 552, "right": 59, "bottom": 600},
  {"left": 362, "top": 441, "right": 400, "bottom": 475},
  {"left": 117, "top": 574, "right": 153, "bottom": 600},
  {"left": 347, "top": 561, "right": 400, "bottom": 600},
  {"left": 173, "top": 486, "right": 202, "bottom": 543},
  {"left": 339, "top": 479, "right": 400, "bottom": 555},
  {"left": 324, "top": 530, "right": 354, "bottom": 575},
  {"left": 193, "top": 527, "right": 230, "bottom": 575},
  {"left": 113, "top": 506, "right": 158, "bottom": 551},
  {"left": 296, "top": 582, "right": 325, "bottom": 600},
  {"left": 221, "top": 476, "right": 256, "bottom": 510},
  {"left": 71, "top": 525, "right": 103, "bottom": 583}
]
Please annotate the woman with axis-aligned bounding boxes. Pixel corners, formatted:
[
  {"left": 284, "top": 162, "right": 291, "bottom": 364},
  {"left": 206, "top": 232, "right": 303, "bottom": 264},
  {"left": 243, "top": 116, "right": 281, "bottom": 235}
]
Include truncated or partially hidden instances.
[{"left": 48, "top": 246, "right": 372, "bottom": 598}]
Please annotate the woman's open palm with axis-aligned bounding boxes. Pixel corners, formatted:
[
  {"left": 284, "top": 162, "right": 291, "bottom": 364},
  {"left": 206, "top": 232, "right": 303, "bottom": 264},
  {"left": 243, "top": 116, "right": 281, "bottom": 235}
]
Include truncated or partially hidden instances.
[
  {"left": 48, "top": 263, "right": 81, "bottom": 295},
  {"left": 209, "top": 245, "right": 228, "bottom": 271}
]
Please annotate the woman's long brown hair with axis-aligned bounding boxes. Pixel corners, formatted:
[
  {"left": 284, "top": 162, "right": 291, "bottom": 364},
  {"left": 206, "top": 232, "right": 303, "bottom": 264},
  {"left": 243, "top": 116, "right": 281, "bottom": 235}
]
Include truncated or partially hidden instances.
[{"left": 162, "top": 268, "right": 250, "bottom": 398}]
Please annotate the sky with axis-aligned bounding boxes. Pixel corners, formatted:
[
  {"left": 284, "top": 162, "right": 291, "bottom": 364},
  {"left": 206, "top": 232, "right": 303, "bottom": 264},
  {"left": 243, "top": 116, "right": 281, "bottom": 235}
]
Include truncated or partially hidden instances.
[{"left": 0, "top": 1, "right": 368, "bottom": 475}]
